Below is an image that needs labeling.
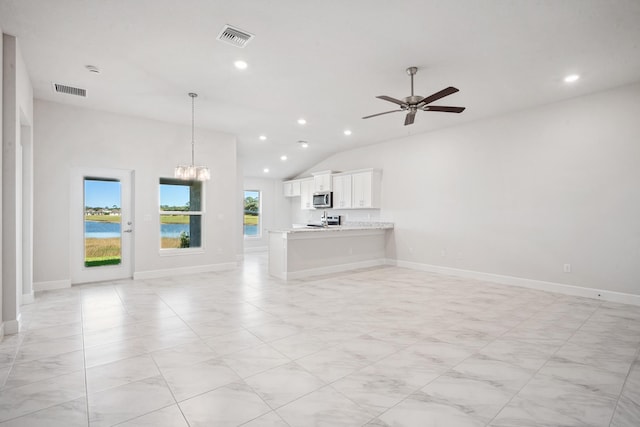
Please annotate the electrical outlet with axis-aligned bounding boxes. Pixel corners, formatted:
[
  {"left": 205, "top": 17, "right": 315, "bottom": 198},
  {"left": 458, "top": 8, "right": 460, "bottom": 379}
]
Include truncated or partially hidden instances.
[
  {"left": 408, "top": 247, "right": 413, "bottom": 253},
  {"left": 440, "top": 250, "right": 446, "bottom": 257},
  {"left": 563, "top": 263, "right": 571, "bottom": 273}
]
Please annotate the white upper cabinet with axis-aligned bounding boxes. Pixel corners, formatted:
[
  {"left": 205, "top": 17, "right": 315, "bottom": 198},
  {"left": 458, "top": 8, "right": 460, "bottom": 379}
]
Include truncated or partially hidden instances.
[
  {"left": 351, "top": 169, "right": 381, "bottom": 209},
  {"left": 332, "top": 174, "right": 352, "bottom": 209},
  {"left": 283, "top": 180, "right": 301, "bottom": 197},
  {"left": 312, "top": 171, "right": 332, "bottom": 192},
  {"left": 300, "top": 178, "right": 314, "bottom": 210},
  {"left": 285, "top": 169, "right": 381, "bottom": 210}
]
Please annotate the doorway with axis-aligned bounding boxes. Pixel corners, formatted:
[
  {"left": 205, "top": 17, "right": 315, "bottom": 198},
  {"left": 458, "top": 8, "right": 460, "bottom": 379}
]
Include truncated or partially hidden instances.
[{"left": 70, "top": 168, "right": 134, "bottom": 284}]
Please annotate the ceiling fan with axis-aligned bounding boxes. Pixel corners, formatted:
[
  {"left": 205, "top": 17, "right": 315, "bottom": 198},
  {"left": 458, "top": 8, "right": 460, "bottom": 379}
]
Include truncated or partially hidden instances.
[{"left": 363, "top": 67, "right": 465, "bottom": 126}]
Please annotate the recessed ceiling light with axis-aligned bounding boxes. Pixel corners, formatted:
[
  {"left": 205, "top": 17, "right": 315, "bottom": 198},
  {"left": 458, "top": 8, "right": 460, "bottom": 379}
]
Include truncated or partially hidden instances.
[
  {"left": 343, "top": 129, "right": 352, "bottom": 136},
  {"left": 234, "top": 60, "right": 248, "bottom": 70},
  {"left": 263, "top": 168, "right": 269, "bottom": 173},
  {"left": 280, "top": 155, "right": 287, "bottom": 161},
  {"left": 298, "top": 141, "right": 309, "bottom": 148},
  {"left": 259, "top": 135, "right": 267, "bottom": 141},
  {"left": 297, "top": 118, "right": 307, "bottom": 125},
  {"left": 564, "top": 74, "right": 580, "bottom": 83}
]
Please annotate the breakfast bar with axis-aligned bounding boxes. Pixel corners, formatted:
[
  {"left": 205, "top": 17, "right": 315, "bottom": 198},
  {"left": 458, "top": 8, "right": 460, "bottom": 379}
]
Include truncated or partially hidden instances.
[{"left": 268, "top": 223, "right": 394, "bottom": 280}]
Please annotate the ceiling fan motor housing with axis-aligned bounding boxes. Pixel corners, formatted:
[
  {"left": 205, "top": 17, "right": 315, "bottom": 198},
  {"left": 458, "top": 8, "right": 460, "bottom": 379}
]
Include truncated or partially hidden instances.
[{"left": 405, "top": 95, "right": 424, "bottom": 104}]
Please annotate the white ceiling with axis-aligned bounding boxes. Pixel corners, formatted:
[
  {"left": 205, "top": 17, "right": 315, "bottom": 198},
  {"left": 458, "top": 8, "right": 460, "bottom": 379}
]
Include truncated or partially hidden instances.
[{"left": 2, "top": 0, "right": 640, "bottom": 178}]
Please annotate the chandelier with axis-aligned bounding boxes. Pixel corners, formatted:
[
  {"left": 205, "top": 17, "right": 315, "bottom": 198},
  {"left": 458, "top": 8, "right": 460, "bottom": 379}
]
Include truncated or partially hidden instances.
[{"left": 175, "top": 92, "right": 210, "bottom": 181}]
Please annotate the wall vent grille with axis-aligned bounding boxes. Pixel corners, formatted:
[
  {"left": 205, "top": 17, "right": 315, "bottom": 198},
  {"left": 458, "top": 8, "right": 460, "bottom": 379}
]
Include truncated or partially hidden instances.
[
  {"left": 216, "top": 25, "right": 254, "bottom": 48},
  {"left": 53, "top": 83, "right": 87, "bottom": 97}
]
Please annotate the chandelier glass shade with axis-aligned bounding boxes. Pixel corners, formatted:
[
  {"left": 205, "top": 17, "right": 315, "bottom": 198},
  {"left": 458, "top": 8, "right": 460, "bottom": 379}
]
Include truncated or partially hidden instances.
[{"left": 175, "top": 92, "right": 210, "bottom": 181}]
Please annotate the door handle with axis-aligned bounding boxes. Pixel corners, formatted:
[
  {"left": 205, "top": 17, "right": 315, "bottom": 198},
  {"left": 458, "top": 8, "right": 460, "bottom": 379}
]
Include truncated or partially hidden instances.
[{"left": 123, "top": 229, "right": 133, "bottom": 233}]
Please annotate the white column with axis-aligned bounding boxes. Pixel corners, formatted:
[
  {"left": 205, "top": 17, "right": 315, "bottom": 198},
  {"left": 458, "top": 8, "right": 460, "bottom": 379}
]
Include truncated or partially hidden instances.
[{"left": 2, "top": 34, "right": 21, "bottom": 333}]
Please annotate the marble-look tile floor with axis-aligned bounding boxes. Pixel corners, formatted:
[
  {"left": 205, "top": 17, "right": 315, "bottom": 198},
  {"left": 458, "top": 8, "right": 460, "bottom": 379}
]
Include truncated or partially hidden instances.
[{"left": 1, "top": 253, "right": 639, "bottom": 426}]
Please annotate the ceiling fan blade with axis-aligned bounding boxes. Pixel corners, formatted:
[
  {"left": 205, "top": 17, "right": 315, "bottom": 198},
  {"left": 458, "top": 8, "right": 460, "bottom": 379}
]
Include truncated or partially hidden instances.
[
  {"left": 376, "top": 95, "right": 407, "bottom": 107},
  {"left": 422, "top": 105, "right": 466, "bottom": 113},
  {"left": 404, "top": 111, "right": 416, "bottom": 126},
  {"left": 419, "top": 87, "right": 459, "bottom": 106},
  {"left": 362, "top": 109, "right": 403, "bottom": 119}
]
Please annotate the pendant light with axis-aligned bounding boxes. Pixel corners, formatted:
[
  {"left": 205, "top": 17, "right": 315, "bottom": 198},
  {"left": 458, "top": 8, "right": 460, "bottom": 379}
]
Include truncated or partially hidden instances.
[{"left": 174, "top": 92, "right": 210, "bottom": 181}]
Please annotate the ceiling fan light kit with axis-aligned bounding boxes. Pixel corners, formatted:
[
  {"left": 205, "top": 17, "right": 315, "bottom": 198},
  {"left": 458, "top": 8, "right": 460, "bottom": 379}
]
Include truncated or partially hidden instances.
[{"left": 363, "top": 67, "right": 466, "bottom": 126}]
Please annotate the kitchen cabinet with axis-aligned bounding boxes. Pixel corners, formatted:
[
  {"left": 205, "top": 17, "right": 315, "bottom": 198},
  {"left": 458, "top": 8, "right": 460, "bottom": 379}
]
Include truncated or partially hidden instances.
[
  {"left": 351, "top": 169, "right": 381, "bottom": 208},
  {"left": 332, "top": 174, "right": 352, "bottom": 209},
  {"left": 300, "top": 178, "right": 314, "bottom": 210},
  {"left": 312, "top": 171, "right": 332, "bottom": 192},
  {"left": 283, "top": 180, "right": 301, "bottom": 197},
  {"left": 286, "top": 168, "right": 381, "bottom": 210}
]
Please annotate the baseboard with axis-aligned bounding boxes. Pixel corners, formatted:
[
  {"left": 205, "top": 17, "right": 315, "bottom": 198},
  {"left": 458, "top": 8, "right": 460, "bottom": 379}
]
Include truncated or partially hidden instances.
[
  {"left": 22, "top": 291, "right": 35, "bottom": 304},
  {"left": 133, "top": 262, "right": 238, "bottom": 280},
  {"left": 387, "top": 259, "right": 640, "bottom": 306},
  {"left": 4, "top": 313, "right": 22, "bottom": 335},
  {"left": 33, "top": 279, "right": 71, "bottom": 292},
  {"left": 284, "top": 259, "right": 386, "bottom": 280},
  {"left": 244, "top": 246, "right": 268, "bottom": 253}
]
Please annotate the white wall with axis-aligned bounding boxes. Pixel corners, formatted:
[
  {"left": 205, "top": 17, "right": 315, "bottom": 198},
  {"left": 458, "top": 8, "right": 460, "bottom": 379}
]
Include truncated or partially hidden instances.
[
  {"left": 2, "top": 34, "right": 34, "bottom": 335},
  {"left": 243, "top": 177, "right": 291, "bottom": 250},
  {"left": 296, "top": 83, "right": 640, "bottom": 296},
  {"left": 0, "top": 28, "right": 4, "bottom": 338},
  {"left": 33, "top": 100, "right": 238, "bottom": 284}
]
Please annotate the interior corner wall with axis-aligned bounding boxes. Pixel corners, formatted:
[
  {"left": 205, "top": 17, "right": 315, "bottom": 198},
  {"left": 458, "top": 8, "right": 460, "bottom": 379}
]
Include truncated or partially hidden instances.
[
  {"left": 236, "top": 160, "right": 244, "bottom": 258},
  {"left": 33, "top": 100, "right": 238, "bottom": 285},
  {"left": 300, "top": 82, "right": 640, "bottom": 296},
  {"left": 243, "top": 176, "right": 291, "bottom": 251},
  {"left": 2, "top": 33, "right": 34, "bottom": 334},
  {"left": 0, "top": 29, "right": 4, "bottom": 339}
]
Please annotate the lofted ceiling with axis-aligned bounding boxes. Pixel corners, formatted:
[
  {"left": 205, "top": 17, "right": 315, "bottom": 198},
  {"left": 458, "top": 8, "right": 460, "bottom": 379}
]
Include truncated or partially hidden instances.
[{"left": 1, "top": 0, "right": 640, "bottom": 179}]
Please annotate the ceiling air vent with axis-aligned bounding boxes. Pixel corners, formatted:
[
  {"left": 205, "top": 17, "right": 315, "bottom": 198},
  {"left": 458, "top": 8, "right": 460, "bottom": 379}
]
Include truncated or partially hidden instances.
[
  {"left": 53, "top": 83, "right": 87, "bottom": 97},
  {"left": 216, "top": 25, "right": 254, "bottom": 48}
]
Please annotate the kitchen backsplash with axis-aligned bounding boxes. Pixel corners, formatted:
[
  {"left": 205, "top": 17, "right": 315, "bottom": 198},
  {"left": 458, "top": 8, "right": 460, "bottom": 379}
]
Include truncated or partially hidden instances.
[{"left": 290, "top": 205, "right": 392, "bottom": 226}]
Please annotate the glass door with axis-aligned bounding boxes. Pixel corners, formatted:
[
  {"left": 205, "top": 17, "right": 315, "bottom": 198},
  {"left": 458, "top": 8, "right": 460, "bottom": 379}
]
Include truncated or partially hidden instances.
[
  {"left": 71, "top": 168, "right": 133, "bottom": 284},
  {"left": 84, "top": 178, "right": 123, "bottom": 267}
]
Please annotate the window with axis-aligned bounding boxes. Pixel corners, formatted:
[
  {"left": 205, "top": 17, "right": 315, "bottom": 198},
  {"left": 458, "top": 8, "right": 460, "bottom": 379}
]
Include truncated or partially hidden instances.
[
  {"left": 244, "top": 190, "right": 261, "bottom": 238},
  {"left": 84, "top": 178, "right": 122, "bottom": 267},
  {"left": 160, "top": 178, "right": 203, "bottom": 249}
]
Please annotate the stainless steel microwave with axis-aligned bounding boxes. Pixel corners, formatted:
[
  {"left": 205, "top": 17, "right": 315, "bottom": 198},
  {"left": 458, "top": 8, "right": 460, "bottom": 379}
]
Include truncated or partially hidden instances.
[{"left": 312, "top": 191, "right": 333, "bottom": 208}]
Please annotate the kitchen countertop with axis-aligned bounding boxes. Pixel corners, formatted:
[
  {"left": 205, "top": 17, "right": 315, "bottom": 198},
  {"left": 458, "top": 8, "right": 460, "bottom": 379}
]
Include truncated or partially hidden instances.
[{"left": 269, "top": 222, "right": 394, "bottom": 234}]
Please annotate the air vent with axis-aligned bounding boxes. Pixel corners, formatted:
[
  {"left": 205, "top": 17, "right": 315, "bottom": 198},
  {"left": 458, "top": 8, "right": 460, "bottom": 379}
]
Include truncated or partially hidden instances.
[
  {"left": 53, "top": 83, "right": 87, "bottom": 97},
  {"left": 216, "top": 25, "right": 254, "bottom": 48}
]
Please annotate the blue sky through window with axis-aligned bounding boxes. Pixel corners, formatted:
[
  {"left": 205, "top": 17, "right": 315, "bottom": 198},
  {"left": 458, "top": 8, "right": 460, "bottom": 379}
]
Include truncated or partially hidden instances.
[
  {"left": 160, "top": 184, "right": 191, "bottom": 209},
  {"left": 85, "top": 180, "right": 121, "bottom": 208},
  {"left": 85, "top": 179, "right": 188, "bottom": 208}
]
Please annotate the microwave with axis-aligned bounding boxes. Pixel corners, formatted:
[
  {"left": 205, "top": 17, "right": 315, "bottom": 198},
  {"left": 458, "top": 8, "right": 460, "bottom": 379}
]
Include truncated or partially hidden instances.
[{"left": 312, "top": 192, "right": 333, "bottom": 208}]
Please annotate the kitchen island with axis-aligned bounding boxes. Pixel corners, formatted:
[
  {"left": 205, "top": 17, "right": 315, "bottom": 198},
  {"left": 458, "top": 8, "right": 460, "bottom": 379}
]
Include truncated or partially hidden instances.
[{"left": 268, "top": 223, "right": 394, "bottom": 280}]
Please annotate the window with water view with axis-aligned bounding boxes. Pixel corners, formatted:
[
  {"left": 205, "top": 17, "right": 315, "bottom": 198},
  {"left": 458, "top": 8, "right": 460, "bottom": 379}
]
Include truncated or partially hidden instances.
[
  {"left": 244, "top": 190, "right": 260, "bottom": 237},
  {"left": 160, "top": 179, "right": 203, "bottom": 249},
  {"left": 84, "top": 178, "right": 122, "bottom": 267}
]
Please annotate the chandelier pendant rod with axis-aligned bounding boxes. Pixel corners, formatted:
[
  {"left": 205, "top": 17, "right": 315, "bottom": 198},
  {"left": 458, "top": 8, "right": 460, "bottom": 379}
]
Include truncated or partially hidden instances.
[{"left": 189, "top": 92, "right": 197, "bottom": 167}]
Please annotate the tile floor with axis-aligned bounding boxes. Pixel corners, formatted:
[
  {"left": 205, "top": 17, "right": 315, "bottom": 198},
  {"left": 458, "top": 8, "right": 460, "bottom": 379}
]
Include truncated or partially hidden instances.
[{"left": 0, "top": 253, "right": 639, "bottom": 426}]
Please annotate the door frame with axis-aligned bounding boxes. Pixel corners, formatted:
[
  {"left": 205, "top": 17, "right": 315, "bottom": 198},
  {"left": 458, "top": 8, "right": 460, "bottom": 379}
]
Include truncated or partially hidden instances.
[{"left": 70, "top": 167, "right": 134, "bottom": 284}]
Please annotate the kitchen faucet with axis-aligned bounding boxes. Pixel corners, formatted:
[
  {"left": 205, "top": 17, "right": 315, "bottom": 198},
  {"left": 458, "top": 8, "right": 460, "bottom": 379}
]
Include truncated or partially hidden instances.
[{"left": 320, "top": 210, "right": 328, "bottom": 227}]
